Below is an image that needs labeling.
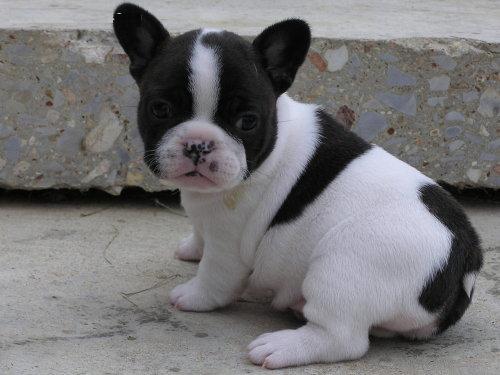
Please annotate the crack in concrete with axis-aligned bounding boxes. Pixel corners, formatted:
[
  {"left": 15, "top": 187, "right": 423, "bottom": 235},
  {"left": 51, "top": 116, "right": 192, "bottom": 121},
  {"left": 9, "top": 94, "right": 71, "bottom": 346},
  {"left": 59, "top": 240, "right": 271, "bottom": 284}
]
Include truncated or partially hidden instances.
[{"left": 5, "top": 329, "right": 133, "bottom": 349}]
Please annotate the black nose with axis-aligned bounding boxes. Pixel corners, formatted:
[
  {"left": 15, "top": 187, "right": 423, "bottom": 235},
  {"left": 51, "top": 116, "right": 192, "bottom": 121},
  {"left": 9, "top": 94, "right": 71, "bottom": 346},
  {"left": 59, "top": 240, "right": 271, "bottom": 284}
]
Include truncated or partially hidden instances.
[{"left": 183, "top": 141, "right": 215, "bottom": 165}]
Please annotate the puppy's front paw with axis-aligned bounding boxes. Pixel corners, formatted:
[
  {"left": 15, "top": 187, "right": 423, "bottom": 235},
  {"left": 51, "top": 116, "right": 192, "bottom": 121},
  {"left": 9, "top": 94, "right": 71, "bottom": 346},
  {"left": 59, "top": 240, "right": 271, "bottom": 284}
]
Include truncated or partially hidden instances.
[
  {"left": 175, "top": 233, "right": 203, "bottom": 261},
  {"left": 169, "top": 278, "right": 218, "bottom": 312}
]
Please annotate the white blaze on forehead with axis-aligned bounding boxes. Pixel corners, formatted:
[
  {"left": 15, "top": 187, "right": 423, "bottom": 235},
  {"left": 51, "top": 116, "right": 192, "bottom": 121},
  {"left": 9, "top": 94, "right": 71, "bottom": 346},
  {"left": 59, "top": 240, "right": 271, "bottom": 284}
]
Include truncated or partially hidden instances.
[{"left": 189, "top": 29, "right": 223, "bottom": 120}]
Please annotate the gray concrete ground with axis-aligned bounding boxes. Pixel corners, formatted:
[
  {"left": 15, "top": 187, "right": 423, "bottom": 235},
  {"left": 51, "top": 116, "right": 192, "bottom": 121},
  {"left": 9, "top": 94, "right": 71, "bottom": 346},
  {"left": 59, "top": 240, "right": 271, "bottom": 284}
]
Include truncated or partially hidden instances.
[
  {"left": 2, "top": 0, "right": 500, "bottom": 42},
  {"left": 0, "top": 194, "right": 499, "bottom": 374}
]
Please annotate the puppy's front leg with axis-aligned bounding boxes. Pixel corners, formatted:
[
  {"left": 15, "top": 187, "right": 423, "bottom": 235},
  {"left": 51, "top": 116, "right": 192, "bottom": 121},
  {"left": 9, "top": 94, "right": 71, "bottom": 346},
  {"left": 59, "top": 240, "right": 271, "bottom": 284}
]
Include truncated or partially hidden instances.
[
  {"left": 175, "top": 229, "right": 204, "bottom": 261},
  {"left": 169, "top": 241, "right": 249, "bottom": 312}
]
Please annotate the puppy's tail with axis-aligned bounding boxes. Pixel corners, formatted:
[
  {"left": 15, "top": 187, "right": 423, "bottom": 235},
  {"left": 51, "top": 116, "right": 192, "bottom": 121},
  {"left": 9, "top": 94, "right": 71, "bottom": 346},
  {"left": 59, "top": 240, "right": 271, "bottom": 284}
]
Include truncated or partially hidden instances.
[{"left": 437, "top": 239, "right": 483, "bottom": 334}]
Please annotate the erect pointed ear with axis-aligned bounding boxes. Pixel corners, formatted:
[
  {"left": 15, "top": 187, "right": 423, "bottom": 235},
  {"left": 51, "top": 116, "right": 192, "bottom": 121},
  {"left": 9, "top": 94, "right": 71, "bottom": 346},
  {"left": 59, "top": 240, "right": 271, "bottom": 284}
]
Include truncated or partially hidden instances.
[
  {"left": 253, "top": 19, "right": 311, "bottom": 95},
  {"left": 113, "top": 3, "right": 169, "bottom": 81}
]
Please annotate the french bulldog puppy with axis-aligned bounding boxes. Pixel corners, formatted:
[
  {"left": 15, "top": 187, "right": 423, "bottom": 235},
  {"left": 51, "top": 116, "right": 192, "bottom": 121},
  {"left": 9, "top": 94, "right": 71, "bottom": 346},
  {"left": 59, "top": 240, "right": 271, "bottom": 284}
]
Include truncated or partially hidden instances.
[{"left": 113, "top": 3, "right": 483, "bottom": 369}]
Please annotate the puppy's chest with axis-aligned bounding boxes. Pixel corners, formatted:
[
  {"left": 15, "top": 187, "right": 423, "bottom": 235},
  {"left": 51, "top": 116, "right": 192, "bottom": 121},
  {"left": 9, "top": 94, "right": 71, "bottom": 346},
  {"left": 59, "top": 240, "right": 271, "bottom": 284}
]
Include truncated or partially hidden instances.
[{"left": 182, "top": 184, "right": 266, "bottom": 242}]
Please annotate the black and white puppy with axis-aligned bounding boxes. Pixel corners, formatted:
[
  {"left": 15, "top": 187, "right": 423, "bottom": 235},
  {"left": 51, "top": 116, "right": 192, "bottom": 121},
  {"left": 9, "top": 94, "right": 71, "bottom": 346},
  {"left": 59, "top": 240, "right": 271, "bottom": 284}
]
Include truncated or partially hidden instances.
[{"left": 113, "top": 3, "right": 483, "bottom": 369}]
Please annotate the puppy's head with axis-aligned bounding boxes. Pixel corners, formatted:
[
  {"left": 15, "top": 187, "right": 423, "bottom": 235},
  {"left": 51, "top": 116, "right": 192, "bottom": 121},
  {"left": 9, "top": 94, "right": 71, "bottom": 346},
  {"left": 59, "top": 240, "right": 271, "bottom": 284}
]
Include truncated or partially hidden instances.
[{"left": 113, "top": 3, "right": 310, "bottom": 193}]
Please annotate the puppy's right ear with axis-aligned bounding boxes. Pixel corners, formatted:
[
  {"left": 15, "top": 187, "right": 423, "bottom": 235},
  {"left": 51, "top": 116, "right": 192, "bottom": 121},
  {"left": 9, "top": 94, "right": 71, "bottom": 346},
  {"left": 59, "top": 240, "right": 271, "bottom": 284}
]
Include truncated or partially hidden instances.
[
  {"left": 253, "top": 19, "right": 311, "bottom": 95},
  {"left": 113, "top": 3, "right": 169, "bottom": 81}
]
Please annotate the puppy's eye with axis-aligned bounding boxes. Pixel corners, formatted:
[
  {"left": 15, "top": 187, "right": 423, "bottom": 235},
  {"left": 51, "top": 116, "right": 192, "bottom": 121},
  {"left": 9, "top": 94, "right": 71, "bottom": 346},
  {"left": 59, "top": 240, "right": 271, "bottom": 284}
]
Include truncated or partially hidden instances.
[
  {"left": 150, "top": 100, "right": 172, "bottom": 119},
  {"left": 234, "top": 112, "right": 259, "bottom": 131}
]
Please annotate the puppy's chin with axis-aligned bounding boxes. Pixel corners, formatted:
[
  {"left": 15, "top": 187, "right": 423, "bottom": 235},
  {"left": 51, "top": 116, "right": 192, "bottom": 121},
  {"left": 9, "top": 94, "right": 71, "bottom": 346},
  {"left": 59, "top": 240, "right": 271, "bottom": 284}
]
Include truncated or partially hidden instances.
[
  {"left": 161, "top": 175, "right": 242, "bottom": 193},
  {"left": 157, "top": 168, "right": 244, "bottom": 193}
]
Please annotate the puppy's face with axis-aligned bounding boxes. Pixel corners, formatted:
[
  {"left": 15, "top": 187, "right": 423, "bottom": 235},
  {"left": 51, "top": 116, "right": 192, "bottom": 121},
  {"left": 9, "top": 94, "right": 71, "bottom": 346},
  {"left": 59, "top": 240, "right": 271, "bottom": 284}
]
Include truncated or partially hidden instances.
[
  {"left": 114, "top": 4, "right": 310, "bottom": 193},
  {"left": 138, "top": 30, "right": 277, "bottom": 192}
]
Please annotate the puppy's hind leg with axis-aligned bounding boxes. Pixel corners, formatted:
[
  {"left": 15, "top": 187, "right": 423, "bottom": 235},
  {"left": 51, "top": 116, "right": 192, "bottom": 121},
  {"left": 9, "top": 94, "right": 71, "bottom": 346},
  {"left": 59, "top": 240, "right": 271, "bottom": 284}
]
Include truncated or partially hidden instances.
[
  {"left": 175, "top": 229, "right": 203, "bottom": 261},
  {"left": 248, "top": 255, "right": 371, "bottom": 368}
]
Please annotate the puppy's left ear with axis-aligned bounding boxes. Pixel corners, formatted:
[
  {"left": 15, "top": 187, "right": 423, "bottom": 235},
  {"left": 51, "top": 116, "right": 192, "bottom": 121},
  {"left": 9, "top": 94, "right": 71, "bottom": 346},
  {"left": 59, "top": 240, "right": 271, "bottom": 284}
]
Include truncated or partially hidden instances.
[
  {"left": 253, "top": 19, "right": 311, "bottom": 95},
  {"left": 113, "top": 3, "right": 169, "bottom": 81}
]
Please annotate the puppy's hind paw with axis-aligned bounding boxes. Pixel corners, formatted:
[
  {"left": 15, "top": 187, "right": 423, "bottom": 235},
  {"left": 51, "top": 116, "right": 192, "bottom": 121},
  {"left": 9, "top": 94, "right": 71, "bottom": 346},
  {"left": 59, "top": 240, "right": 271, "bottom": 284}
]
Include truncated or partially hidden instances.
[
  {"left": 248, "top": 328, "right": 316, "bottom": 369},
  {"left": 248, "top": 323, "right": 368, "bottom": 368}
]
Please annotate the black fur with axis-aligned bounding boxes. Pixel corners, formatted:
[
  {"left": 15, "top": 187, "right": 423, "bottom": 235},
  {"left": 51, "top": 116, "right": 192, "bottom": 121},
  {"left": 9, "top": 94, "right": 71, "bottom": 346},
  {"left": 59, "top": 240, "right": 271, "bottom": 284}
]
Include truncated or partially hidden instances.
[
  {"left": 270, "top": 110, "right": 372, "bottom": 227},
  {"left": 136, "top": 30, "right": 198, "bottom": 175},
  {"left": 113, "top": 5, "right": 311, "bottom": 176},
  {"left": 418, "top": 184, "right": 483, "bottom": 333},
  {"left": 253, "top": 19, "right": 311, "bottom": 95},
  {"left": 202, "top": 32, "right": 279, "bottom": 172},
  {"left": 113, "top": 3, "right": 169, "bottom": 81}
]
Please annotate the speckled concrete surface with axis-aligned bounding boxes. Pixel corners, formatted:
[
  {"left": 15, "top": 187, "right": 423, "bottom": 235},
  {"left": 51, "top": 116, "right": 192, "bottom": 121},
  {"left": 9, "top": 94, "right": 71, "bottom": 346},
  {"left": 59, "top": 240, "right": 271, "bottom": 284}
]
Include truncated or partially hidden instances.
[
  {"left": 298, "top": 38, "right": 500, "bottom": 188},
  {"left": 0, "top": 197, "right": 498, "bottom": 374},
  {"left": 0, "top": 30, "right": 499, "bottom": 192}
]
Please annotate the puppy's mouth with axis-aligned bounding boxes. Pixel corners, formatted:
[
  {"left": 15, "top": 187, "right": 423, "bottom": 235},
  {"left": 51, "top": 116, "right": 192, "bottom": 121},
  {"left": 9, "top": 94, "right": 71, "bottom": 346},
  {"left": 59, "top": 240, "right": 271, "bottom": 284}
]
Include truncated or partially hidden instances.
[
  {"left": 182, "top": 170, "right": 213, "bottom": 181},
  {"left": 169, "top": 169, "right": 217, "bottom": 190},
  {"left": 184, "top": 171, "right": 202, "bottom": 177}
]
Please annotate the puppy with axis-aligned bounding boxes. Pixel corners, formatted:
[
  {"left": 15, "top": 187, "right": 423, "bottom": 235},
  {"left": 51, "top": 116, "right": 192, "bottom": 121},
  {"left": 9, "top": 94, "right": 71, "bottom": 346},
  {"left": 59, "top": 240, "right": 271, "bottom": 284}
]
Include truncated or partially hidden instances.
[{"left": 113, "top": 3, "right": 483, "bottom": 368}]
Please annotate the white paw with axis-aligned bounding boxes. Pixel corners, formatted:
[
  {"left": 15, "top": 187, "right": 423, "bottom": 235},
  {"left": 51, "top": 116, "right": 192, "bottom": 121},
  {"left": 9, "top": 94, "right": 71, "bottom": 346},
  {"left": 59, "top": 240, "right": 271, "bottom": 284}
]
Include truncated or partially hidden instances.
[
  {"left": 248, "top": 329, "right": 310, "bottom": 369},
  {"left": 169, "top": 278, "right": 218, "bottom": 312},
  {"left": 249, "top": 325, "right": 369, "bottom": 368},
  {"left": 175, "top": 233, "right": 203, "bottom": 261}
]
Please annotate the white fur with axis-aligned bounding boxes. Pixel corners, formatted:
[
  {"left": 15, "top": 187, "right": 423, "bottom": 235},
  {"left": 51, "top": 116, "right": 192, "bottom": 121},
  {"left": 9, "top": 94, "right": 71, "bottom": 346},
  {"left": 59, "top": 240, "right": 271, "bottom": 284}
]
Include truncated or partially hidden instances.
[
  {"left": 169, "top": 94, "right": 455, "bottom": 367},
  {"left": 176, "top": 230, "right": 204, "bottom": 261},
  {"left": 189, "top": 30, "right": 221, "bottom": 120}
]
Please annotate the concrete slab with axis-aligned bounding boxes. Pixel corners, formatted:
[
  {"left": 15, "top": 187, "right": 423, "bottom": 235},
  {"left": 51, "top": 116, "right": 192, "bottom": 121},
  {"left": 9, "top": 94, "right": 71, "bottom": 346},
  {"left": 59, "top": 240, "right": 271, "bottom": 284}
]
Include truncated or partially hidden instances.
[
  {"left": 1, "top": 1, "right": 499, "bottom": 192},
  {"left": 1, "top": 29, "right": 499, "bottom": 193},
  {"left": 2, "top": 0, "right": 500, "bottom": 42},
  {"left": 0, "top": 196, "right": 499, "bottom": 374}
]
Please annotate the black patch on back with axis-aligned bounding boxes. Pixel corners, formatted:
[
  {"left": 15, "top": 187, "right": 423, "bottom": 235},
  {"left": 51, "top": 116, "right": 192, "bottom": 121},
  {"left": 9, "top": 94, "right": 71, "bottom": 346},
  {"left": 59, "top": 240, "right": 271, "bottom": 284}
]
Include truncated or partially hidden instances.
[
  {"left": 418, "top": 184, "right": 483, "bottom": 333},
  {"left": 269, "top": 110, "right": 371, "bottom": 227}
]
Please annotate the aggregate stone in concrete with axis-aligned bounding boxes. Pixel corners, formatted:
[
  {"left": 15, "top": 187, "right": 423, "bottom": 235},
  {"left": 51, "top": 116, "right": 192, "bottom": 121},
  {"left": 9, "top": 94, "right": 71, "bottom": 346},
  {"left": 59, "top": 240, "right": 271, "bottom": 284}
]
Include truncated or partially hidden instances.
[
  {"left": 353, "top": 112, "right": 388, "bottom": 142},
  {"left": 428, "top": 75, "right": 451, "bottom": 91},
  {"left": 463, "top": 90, "right": 480, "bottom": 103},
  {"left": 427, "top": 96, "right": 447, "bottom": 107},
  {"left": 431, "top": 55, "right": 457, "bottom": 71},
  {"left": 0, "top": 30, "right": 499, "bottom": 192},
  {"left": 445, "top": 111, "right": 466, "bottom": 122},
  {"left": 386, "top": 65, "right": 417, "bottom": 87},
  {"left": 0, "top": 198, "right": 498, "bottom": 374},
  {"left": 375, "top": 92, "right": 417, "bottom": 116},
  {"left": 478, "top": 88, "right": 500, "bottom": 118},
  {"left": 324, "top": 45, "right": 349, "bottom": 72}
]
